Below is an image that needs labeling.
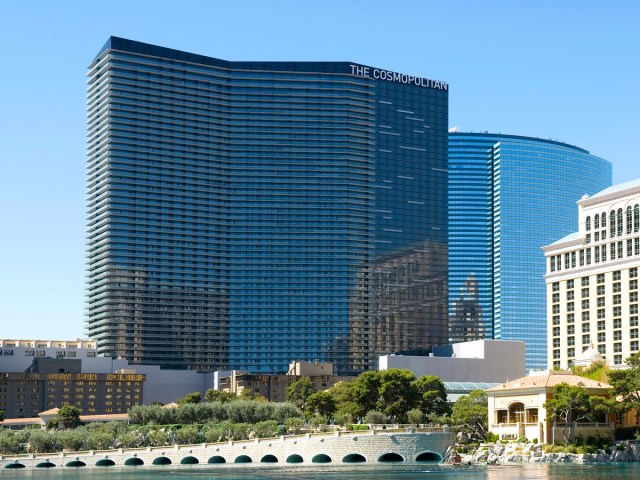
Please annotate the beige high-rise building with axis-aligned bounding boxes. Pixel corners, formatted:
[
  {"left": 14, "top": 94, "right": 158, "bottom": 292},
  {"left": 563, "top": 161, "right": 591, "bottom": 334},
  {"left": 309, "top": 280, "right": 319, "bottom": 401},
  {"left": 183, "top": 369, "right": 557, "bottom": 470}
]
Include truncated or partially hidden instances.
[{"left": 543, "top": 179, "right": 640, "bottom": 370}]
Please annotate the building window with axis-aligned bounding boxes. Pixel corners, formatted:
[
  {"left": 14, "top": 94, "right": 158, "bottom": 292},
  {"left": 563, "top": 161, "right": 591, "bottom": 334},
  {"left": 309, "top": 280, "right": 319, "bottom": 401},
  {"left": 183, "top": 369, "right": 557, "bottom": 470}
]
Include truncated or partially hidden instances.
[
  {"left": 582, "top": 277, "right": 590, "bottom": 287},
  {"left": 632, "top": 304, "right": 639, "bottom": 315},
  {"left": 566, "top": 302, "right": 574, "bottom": 312},
  {"left": 595, "top": 213, "right": 600, "bottom": 229},
  {"left": 550, "top": 257, "right": 555, "bottom": 272},
  {"left": 586, "top": 248, "right": 592, "bottom": 265},
  {"left": 553, "top": 349, "right": 561, "bottom": 359},
  {"left": 614, "top": 343, "right": 622, "bottom": 353},
  {"left": 602, "top": 247, "right": 607, "bottom": 262},
  {"left": 614, "top": 306, "right": 622, "bottom": 317},
  {"left": 552, "top": 293, "right": 560, "bottom": 303},
  {"left": 567, "top": 291, "right": 575, "bottom": 301},
  {"left": 582, "top": 300, "right": 590, "bottom": 310},
  {"left": 586, "top": 234, "right": 591, "bottom": 244},
  {"left": 567, "top": 279, "right": 575, "bottom": 289},
  {"left": 582, "top": 311, "right": 590, "bottom": 322},
  {"left": 632, "top": 268, "right": 638, "bottom": 279},
  {"left": 618, "top": 208, "right": 623, "bottom": 236},
  {"left": 628, "top": 239, "right": 633, "bottom": 257},
  {"left": 595, "top": 231, "right": 600, "bottom": 243},
  {"left": 595, "top": 245, "right": 600, "bottom": 263},
  {"left": 586, "top": 216, "right": 591, "bottom": 231},
  {"left": 553, "top": 338, "right": 560, "bottom": 348},
  {"left": 611, "top": 211, "right": 617, "bottom": 237},
  {"left": 567, "top": 325, "right": 575, "bottom": 335},
  {"left": 598, "top": 332, "right": 606, "bottom": 343},
  {"left": 553, "top": 304, "right": 561, "bottom": 314},
  {"left": 635, "top": 204, "right": 640, "bottom": 233},
  {"left": 618, "top": 241, "right": 624, "bottom": 259},
  {"left": 553, "top": 327, "right": 560, "bottom": 337},
  {"left": 614, "top": 271, "right": 622, "bottom": 281},
  {"left": 631, "top": 292, "right": 638, "bottom": 303},
  {"left": 567, "top": 313, "right": 575, "bottom": 324},
  {"left": 582, "top": 288, "right": 590, "bottom": 298},
  {"left": 553, "top": 282, "right": 560, "bottom": 292},
  {"left": 631, "top": 329, "right": 638, "bottom": 339},
  {"left": 568, "top": 348, "right": 575, "bottom": 358},
  {"left": 627, "top": 206, "right": 633, "bottom": 234},
  {"left": 568, "top": 336, "right": 575, "bottom": 346},
  {"left": 614, "top": 282, "right": 622, "bottom": 292},
  {"left": 598, "top": 320, "right": 605, "bottom": 331},
  {"left": 597, "top": 274, "right": 605, "bottom": 284},
  {"left": 565, "top": 253, "right": 570, "bottom": 269},
  {"left": 636, "top": 238, "right": 639, "bottom": 256},
  {"left": 614, "top": 294, "right": 621, "bottom": 305},
  {"left": 553, "top": 315, "right": 560, "bottom": 325},
  {"left": 597, "top": 284, "right": 605, "bottom": 295},
  {"left": 582, "top": 323, "right": 590, "bottom": 333},
  {"left": 597, "top": 307, "right": 605, "bottom": 317},
  {"left": 611, "top": 242, "right": 616, "bottom": 259},
  {"left": 614, "top": 354, "right": 622, "bottom": 365},
  {"left": 582, "top": 335, "right": 591, "bottom": 345},
  {"left": 632, "top": 341, "right": 639, "bottom": 352},
  {"left": 631, "top": 279, "right": 638, "bottom": 290},
  {"left": 602, "top": 211, "right": 607, "bottom": 228},
  {"left": 614, "top": 330, "right": 622, "bottom": 341},
  {"left": 632, "top": 316, "right": 639, "bottom": 327}
]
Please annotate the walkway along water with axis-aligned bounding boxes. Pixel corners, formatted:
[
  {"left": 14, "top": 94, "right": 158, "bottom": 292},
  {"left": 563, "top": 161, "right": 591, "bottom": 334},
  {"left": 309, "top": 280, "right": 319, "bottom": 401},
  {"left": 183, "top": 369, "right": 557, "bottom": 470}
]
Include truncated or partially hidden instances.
[{"left": 1, "top": 427, "right": 455, "bottom": 470}]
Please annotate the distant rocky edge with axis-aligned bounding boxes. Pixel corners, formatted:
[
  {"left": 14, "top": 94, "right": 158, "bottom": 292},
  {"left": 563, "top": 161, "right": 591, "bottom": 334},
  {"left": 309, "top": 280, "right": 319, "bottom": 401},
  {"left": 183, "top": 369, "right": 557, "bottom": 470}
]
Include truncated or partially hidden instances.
[{"left": 460, "top": 441, "right": 640, "bottom": 464}]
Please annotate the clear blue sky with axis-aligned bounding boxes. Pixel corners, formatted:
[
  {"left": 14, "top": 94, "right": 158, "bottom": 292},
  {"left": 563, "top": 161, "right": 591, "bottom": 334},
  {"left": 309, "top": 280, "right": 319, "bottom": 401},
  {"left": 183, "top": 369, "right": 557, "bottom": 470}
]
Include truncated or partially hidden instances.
[{"left": 1, "top": 1, "right": 639, "bottom": 340}]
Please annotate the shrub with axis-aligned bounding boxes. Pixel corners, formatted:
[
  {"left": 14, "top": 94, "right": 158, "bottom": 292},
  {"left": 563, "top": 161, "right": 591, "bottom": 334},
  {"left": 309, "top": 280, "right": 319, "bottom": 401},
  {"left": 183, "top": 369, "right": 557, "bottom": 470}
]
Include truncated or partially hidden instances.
[
  {"left": 364, "top": 410, "right": 387, "bottom": 425},
  {"left": 616, "top": 443, "right": 626, "bottom": 451},
  {"left": 532, "top": 437, "right": 538, "bottom": 444}
]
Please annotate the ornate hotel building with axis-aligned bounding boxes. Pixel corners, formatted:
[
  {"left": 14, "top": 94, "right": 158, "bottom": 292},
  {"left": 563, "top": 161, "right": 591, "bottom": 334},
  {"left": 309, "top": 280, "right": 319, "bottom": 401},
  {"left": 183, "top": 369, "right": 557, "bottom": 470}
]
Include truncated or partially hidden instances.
[{"left": 543, "top": 179, "right": 640, "bottom": 370}]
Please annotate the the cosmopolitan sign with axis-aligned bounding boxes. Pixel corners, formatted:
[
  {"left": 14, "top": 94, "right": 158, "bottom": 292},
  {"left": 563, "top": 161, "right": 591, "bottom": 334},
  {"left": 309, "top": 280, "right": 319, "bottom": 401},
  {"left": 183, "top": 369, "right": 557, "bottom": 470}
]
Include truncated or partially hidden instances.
[{"left": 350, "top": 64, "right": 447, "bottom": 90}]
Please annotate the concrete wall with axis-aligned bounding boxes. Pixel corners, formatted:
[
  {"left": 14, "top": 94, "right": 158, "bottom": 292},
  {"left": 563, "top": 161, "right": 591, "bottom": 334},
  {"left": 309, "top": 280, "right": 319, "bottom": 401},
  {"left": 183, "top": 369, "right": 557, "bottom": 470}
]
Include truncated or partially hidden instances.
[{"left": 379, "top": 340, "right": 525, "bottom": 383}]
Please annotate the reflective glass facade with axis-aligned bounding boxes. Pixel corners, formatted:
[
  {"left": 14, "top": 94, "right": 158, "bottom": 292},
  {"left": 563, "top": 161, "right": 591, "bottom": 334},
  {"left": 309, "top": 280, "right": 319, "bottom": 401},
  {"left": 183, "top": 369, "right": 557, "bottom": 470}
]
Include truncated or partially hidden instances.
[
  {"left": 448, "top": 133, "right": 612, "bottom": 370},
  {"left": 86, "top": 37, "right": 448, "bottom": 374}
]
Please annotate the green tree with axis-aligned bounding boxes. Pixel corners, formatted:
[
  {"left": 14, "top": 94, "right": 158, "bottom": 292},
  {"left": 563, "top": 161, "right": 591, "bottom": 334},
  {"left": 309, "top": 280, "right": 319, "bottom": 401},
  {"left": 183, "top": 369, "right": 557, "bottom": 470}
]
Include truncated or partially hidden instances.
[
  {"left": 377, "top": 369, "right": 418, "bottom": 422},
  {"left": 305, "top": 390, "right": 336, "bottom": 418},
  {"left": 0, "top": 410, "right": 4, "bottom": 422},
  {"left": 407, "top": 408, "right": 424, "bottom": 425},
  {"left": 543, "top": 383, "right": 598, "bottom": 446},
  {"left": 414, "top": 375, "right": 450, "bottom": 416},
  {"left": 327, "top": 381, "right": 359, "bottom": 419},
  {"left": 284, "top": 417, "right": 305, "bottom": 434},
  {"left": 364, "top": 410, "right": 387, "bottom": 424},
  {"left": 452, "top": 389, "right": 489, "bottom": 441},
  {"left": 204, "top": 389, "right": 237, "bottom": 403},
  {"left": 352, "top": 371, "right": 382, "bottom": 418},
  {"left": 608, "top": 352, "right": 640, "bottom": 416},
  {"left": 57, "top": 405, "right": 82, "bottom": 429},
  {"left": 253, "top": 420, "right": 279, "bottom": 438},
  {"left": 286, "top": 376, "right": 316, "bottom": 411},
  {"left": 178, "top": 391, "right": 201, "bottom": 405}
]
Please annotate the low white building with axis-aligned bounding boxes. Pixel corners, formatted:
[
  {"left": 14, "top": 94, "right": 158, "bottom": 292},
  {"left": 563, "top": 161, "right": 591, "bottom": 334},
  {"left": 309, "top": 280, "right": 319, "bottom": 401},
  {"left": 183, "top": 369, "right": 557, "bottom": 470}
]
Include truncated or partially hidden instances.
[{"left": 378, "top": 339, "right": 525, "bottom": 383}]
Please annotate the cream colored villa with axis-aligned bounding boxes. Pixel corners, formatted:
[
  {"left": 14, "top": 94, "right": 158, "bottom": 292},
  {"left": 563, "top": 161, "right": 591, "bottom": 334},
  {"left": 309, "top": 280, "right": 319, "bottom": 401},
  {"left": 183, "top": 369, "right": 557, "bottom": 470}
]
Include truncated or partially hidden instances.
[
  {"left": 486, "top": 370, "right": 612, "bottom": 444},
  {"left": 543, "top": 179, "right": 640, "bottom": 370}
]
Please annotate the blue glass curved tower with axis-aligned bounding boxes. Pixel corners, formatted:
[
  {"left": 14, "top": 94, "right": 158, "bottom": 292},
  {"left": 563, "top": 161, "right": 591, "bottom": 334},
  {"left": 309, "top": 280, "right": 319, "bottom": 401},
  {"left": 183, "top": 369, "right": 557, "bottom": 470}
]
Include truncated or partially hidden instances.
[{"left": 448, "top": 132, "right": 612, "bottom": 370}]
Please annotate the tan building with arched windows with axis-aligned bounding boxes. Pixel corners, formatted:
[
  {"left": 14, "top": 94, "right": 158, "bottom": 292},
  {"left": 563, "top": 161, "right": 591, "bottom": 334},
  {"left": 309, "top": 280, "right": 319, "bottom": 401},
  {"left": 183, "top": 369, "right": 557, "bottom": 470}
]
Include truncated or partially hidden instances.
[{"left": 486, "top": 370, "right": 612, "bottom": 444}]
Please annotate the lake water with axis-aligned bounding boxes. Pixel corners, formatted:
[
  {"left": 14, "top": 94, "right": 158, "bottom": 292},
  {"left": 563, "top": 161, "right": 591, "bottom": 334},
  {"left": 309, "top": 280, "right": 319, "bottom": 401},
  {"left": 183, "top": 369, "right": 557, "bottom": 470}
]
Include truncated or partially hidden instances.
[{"left": 1, "top": 463, "right": 639, "bottom": 479}]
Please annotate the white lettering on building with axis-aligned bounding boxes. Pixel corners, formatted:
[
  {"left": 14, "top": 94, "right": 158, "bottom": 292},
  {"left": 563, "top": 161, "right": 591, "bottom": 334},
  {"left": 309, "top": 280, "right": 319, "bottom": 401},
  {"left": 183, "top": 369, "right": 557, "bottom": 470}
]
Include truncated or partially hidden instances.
[{"left": 350, "top": 64, "right": 447, "bottom": 90}]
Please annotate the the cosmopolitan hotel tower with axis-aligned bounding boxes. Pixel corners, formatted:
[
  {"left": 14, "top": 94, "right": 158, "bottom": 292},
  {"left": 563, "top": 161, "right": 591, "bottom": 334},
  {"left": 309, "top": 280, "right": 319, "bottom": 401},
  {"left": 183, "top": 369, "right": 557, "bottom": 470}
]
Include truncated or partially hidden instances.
[
  {"left": 86, "top": 37, "right": 449, "bottom": 375},
  {"left": 544, "top": 179, "right": 640, "bottom": 369},
  {"left": 448, "top": 132, "right": 611, "bottom": 370}
]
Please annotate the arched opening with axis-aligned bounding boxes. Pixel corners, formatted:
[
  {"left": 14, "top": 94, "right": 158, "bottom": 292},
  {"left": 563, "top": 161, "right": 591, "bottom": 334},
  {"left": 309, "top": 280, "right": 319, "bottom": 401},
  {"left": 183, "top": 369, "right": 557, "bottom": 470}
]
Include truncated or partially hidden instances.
[
  {"left": 208, "top": 456, "right": 226, "bottom": 464},
  {"left": 416, "top": 452, "right": 441, "bottom": 462},
  {"left": 153, "top": 457, "right": 172, "bottom": 465},
  {"left": 65, "top": 460, "right": 87, "bottom": 468},
  {"left": 312, "top": 453, "right": 332, "bottom": 463},
  {"left": 261, "top": 454, "right": 278, "bottom": 463},
  {"left": 234, "top": 455, "right": 252, "bottom": 464},
  {"left": 36, "top": 461, "right": 56, "bottom": 468},
  {"left": 124, "top": 457, "right": 144, "bottom": 466},
  {"left": 95, "top": 459, "right": 115, "bottom": 467},
  {"left": 509, "top": 402, "right": 525, "bottom": 424},
  {"left": 378, "top": 452, "right": 404, "bottom": 462},
  {"left": 4, "top": 463, "right": 25, "bottom": 469},
  {"left": 180, "top": 456, "right": 199, "bottom": 465},
  {"left": 342, "top": 453, "right": 366, "bottom": 463},
  {"left": 286, "top": 454, "right": 303, "bottom": 463}
]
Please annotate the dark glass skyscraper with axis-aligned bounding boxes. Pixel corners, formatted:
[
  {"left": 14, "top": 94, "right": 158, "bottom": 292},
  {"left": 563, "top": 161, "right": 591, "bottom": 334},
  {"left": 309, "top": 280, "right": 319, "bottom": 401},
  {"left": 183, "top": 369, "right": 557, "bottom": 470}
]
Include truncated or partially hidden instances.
[
  {"left": 448, "top": 132, "right": 612, "bottom": 370},
  {"left": 86, "top": 37, "right": 448, "bottom": 374}
]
